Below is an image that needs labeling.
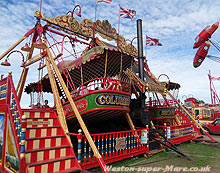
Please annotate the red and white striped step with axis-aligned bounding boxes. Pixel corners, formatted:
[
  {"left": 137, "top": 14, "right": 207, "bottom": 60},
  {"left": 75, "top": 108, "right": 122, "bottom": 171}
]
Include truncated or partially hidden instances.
[{"left": 23, "top": 110, "right": 81, "bottom": 173}]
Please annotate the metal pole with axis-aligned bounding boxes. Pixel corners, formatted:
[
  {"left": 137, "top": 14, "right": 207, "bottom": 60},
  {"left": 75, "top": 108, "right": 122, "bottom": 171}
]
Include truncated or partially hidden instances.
[{"left": 137, "top": 19, "right": 145, "bottom": 108}]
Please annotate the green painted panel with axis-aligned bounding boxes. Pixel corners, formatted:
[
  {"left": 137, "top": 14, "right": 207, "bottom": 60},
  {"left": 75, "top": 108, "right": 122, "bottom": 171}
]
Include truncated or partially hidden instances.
[
  {"left": 62, "top": 92, "right": 130, "bottom": 119},
  {"left": 150, "top": 107, "right": 175, "bottom": 119}
]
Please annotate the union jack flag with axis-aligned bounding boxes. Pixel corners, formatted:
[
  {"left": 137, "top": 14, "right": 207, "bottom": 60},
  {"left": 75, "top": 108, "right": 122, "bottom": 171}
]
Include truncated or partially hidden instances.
[
  {"left": 146, "top": 35, "right": 162, "bottom": 47},
  {"left": 119, "top": 6, "right": 136, "bottom": 19},
  {"left": 96, "top": 0, "right": 112, "bottom": 3}
]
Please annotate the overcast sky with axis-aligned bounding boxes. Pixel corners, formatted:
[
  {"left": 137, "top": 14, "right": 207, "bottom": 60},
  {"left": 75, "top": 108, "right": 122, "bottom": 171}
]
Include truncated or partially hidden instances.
[{"left": 1, "top": 0, "right": 220, "bottom": 107}]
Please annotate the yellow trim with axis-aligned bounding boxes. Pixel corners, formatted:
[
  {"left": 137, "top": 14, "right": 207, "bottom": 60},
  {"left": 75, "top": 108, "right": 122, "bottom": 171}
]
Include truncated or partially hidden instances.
[
  {"left": 104, "top": 50, "right": 108, "bottom": 78},
  {"left": 5, "top": 162, "right": 19, "bottom": 173},
  {"left": 130, "top": 59, "right": 133, "bottom": 85},
  {"left": 0, "top": 90, "right": 7, "bottom": 94},
  {"left": 81, "top": 65, "right": 83, "bottom": 85},
  {"left": 120, "top": 53, "right": 123, "bottom": 74}
]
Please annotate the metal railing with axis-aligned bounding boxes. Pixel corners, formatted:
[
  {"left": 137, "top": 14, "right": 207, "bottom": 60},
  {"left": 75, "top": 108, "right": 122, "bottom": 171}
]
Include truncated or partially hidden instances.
[{"left": 72, "top": 77, "right": 131, "bottom": 97}]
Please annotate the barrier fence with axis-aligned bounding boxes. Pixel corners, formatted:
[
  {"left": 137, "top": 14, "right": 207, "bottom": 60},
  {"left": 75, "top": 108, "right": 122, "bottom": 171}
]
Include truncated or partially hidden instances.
[
  {"left": 68, "top": 128, "right": 149, "bottom": 169},
  {"left": 154, "top": 124, "right": 194, "bottom": 144}
]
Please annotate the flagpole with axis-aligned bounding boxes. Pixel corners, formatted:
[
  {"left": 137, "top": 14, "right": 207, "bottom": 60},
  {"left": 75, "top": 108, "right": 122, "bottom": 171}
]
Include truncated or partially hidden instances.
[
  {"left": 117, "top": 4, "right": 121, "bottom": 47},
  {"left": 95, "top": 1, "right": 97, "bottom": 23},
  {"left": 145, "top": 34, "right": 147, "bottom": 62},
  {"left": 118, "top": 4, "right": 121, "bottom": 35},
  {"left": 93, "top": 1, "right": 98, "bottom": 41}
]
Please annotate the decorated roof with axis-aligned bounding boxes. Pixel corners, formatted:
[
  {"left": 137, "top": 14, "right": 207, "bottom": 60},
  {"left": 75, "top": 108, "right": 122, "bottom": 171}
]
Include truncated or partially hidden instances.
[{"left": 25, "top": 45, "right": 135, "bottom": 94}]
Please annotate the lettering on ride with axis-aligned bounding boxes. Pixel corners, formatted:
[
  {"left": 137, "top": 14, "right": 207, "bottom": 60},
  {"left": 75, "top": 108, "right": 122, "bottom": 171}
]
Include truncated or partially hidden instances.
[
  {"left": 96, "top": 94, "right": 130, "bottom": 106},
  {"left": 172, "top": 129, "right": 183, "bottom": 137},
  {"left": 115, "top": 137, "right": 126, "bottom": 151},
  {"left": 65, "top": 99, "right": 88, "bottom": 113},
  {"left": 27, "top": 121, "right": 50, "bottom": 125},
  {"left": 159, "top": 109, "right": 175, "bottom": 116},
  {"left": 147, "top": 83, "right": 165, "bottom": 93}
]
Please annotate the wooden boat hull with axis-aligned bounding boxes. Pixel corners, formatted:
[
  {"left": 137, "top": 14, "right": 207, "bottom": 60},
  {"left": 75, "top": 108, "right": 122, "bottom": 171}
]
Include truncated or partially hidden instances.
[{"left": 62, "top": 90, "right": 131, "bottom": 123}]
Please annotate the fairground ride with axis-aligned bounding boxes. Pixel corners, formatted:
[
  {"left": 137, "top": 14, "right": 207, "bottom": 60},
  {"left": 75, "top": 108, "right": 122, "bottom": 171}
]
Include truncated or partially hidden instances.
[{"left": 0, "top": 6, "right": 214, "bottom": 173}]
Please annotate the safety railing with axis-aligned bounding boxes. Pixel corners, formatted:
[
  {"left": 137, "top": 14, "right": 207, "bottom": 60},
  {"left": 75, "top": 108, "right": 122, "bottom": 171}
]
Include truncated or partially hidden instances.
[
  {"left": 154, "top": 124, "right": 194, "bottom": 144},
  {"left": 6, "top": 72, "right": 27, "bottom": 172},
  {"left": 68, "top": 128, "right": 149, "bottom": 169},
  {"left": 72, "top": 77, "right": 131, "bottom": 97},
  {"left": 146, "top": 99, "right": 177, "bottom": 108}
]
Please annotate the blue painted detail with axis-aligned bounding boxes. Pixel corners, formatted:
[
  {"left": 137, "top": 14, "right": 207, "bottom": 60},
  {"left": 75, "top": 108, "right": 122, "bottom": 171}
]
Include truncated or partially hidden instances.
[
  {"left": 21, "top": 130, "right": 26, "bottom": 141},
  {"left": 112, "top": 138, "right": 115, "bottom": 151},
  {"left": 20, "top": 144, "right": 25, "bottom": 154},
  {"left": 105, "top": 138, "right": 108, "bottom": 156},
  {"left": 78, "top": 140, "right": 82, "bottom": 162},
  {"left": 14, "top": 111, "right": 18, "bottom": 123},
  {"left": 0, "top": 93, "right": 6, "bottom": 98},
  {"left": 84, "top": 141, "right": 86, "bottom": 160},
  {"left": 147, "top": 131, "right": 149, "bottom": 145},
  {"left": 17, "top": 119, "right": 21, "bottom": 136},
  {"left": 139, "top": 135, "right": 141, "bottom": 146},
  {"left": 134, "top": 136, "right": 137, "bottom": 148},
  {"left": 0, "top": 85, "right": 7, "bottom": 91},
  {"left": 183, "top": 132, "right": 193, "bottom": 135},
  {"left": 101, "top": 139, "right": 103, "bottom": 155},
  {"left": 97, "top": 140, "right": 100, "bottom": 153},
  {"left": 126, "top": 136, "right": 128, "bottom": 149},
  {"left": 89, "top": 145, "right": 91, "bottom": 159},
  {"left": 131, "top": 135, "right": 133, "bottom": 148},
  {"left": 16, "top": 118, "right": 18, "bottom": 129},
  {"left": 128, "top": 136, "right": 130, "bottom": 149},
  {"left": 109, "top": 138, "right": 111, "bottom": 154}
]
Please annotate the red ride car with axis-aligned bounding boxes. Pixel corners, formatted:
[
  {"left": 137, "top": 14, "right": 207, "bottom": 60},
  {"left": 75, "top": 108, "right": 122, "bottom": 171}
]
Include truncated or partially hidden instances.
[{"left": 201, "top": 118, "right": 220, "bottom": 134}]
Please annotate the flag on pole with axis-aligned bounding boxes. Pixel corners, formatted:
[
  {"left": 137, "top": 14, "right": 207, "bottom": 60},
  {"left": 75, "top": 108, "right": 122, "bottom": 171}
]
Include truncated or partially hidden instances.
[
  {"left": 119, "top": 6, "right": 136, "bottom": 19},
  {"left": 96, "top": 0, "right": 112, "bottom": 4},
  {"left": 146, "top": 35, "right": 162, "bottom": 46}
]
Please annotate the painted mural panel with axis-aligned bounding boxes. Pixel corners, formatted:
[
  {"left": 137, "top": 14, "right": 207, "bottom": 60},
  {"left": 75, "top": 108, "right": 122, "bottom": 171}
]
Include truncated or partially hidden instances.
[
  {"left": 5, "top": 117, "right": 19, "bottom": 173},
  {"left": 0, "top": 113, "right": 4, "bottom": 164}
]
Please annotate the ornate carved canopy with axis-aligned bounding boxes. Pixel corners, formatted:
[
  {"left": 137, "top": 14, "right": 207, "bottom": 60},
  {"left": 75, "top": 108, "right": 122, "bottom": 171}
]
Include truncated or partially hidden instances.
[{"left": 34, "top": 10, "right": 137, "bottom": 56}]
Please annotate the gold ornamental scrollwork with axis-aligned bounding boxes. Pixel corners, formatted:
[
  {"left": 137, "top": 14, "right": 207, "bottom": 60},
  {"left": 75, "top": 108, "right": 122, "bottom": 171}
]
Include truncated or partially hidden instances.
[
  {"left": 34, "top": 11, "right": 138, "bottom": 55},
  {"left": 95, "top": 20, "right": 118, "bottom": 41},
  {"left": 34, "top": 10, "right": 80, "bottom": 33},
  {"left": 79, "top": 19, "right": 95, "bottom": 38}
]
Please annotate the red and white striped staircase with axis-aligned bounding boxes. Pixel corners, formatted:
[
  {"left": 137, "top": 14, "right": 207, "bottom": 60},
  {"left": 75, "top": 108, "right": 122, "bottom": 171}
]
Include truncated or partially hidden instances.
[{"left": 23, "top": 110, "right": 81, "bottom": 173}]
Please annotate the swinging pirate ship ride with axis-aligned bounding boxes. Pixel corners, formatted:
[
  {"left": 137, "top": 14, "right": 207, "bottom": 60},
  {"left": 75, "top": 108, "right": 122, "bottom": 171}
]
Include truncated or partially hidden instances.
[{"left": 0, "top": 6, "right": 215, "bottom": 173}]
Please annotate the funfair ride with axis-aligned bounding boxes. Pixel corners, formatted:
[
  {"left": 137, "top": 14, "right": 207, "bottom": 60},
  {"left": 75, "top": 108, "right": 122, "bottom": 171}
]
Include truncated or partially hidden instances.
[
  {"left": 192, "top": 22, "right": 220, "bottom": 124},
  {"left": 0, "top": 7, "right": 211, "bottom": 173},
  {"left": 183, "top": 71, "right": 220, "bottom": 125}
]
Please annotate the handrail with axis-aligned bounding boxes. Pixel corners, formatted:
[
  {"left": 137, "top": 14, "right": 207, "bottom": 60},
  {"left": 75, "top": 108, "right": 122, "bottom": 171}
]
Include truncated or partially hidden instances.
[
  {"left": 167, "top": 90, "right": 215, "bottom": 141},
  {"left": 5, "top": 106, "right": 21, "bottom": 155},
  {"left": 8, "top": 73, "right": 23, "bottom": 126},
  {"left": 6, "top": 72, "right": 27, "bottom": 172},
  {"left": 146, "top": 99, "right": 177, "bottom": 108},
  {"left": 68, "top": 129, "right": 145, "bottom": 137},
  {"left": 68, "top": 128, "right": 149, "bottom": 169},
  {"left": 72, "top": 77, "right": 131, "bottom": 97}
]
